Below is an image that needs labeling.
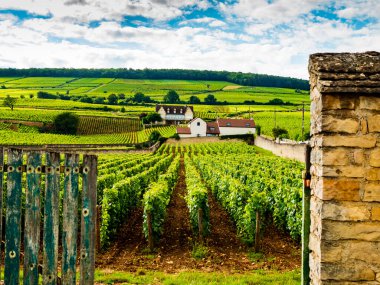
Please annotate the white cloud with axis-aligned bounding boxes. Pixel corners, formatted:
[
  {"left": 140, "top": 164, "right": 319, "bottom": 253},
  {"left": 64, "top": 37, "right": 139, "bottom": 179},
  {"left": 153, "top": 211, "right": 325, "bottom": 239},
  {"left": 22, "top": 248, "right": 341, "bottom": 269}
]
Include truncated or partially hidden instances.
[
  {"left": 0, "top": 0, "right": 211, "bottom": 22},
  {"left": 0, "top": 0, "right": 379, "bottom": 80},
  {"left": 180, "top": 17, "right": 226, "bottom": 28},
  {"left": 336, "top": 0, "right": 380, "bottom": 19}
]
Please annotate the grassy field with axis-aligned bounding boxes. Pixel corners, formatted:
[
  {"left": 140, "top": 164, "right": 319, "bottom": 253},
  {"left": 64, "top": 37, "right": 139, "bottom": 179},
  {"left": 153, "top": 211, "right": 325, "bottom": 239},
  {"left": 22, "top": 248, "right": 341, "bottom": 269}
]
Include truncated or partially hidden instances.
[
  {"left": 94, "top": 269, "right": 300, "bottom": 284},
  {"left": 0, "top": 77, "right": 309, "bottom": 104}
]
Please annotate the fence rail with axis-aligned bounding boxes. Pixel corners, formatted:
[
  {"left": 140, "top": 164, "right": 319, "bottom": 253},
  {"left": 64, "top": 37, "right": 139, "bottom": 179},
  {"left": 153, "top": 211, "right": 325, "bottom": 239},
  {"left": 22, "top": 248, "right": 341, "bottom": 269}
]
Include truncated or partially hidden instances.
[{"left": 0, "top": 147, "right": 97, "bottom": 285}]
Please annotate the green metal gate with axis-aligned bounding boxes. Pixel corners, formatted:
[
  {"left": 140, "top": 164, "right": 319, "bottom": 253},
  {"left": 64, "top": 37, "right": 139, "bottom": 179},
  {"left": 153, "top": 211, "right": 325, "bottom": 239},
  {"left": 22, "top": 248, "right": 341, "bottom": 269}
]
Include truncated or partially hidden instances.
[{"left": 0, "top": 147, "right": 97, "bottom": 285}]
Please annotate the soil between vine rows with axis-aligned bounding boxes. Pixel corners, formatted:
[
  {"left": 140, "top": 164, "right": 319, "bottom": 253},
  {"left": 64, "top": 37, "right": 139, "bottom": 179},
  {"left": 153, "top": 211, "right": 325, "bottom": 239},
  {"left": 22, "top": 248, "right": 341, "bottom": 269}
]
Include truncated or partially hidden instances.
[{"left": 96, "top": 158, "right": 300, "bottom": 273}]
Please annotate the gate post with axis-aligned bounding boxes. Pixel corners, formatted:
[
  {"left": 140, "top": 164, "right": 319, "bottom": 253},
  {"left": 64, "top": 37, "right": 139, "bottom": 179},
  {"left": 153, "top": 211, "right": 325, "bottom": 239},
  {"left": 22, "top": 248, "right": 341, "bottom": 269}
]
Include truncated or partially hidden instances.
[{"left": 308, "top": 52, "right": 380, "bottom": 284}]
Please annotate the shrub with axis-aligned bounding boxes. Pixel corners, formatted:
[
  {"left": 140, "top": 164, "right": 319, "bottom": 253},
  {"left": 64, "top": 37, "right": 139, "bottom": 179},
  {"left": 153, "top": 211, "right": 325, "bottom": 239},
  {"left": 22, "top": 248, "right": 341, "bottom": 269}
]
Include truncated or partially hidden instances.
[
  {"left": 53, "top": 112, "right": 79, "bottom": 135},
  {"left": 272, "top": 127, "right": 288, "bottom": 138},
  {"left": 149, "top": 130, "right": 161, "bottom": 142}
]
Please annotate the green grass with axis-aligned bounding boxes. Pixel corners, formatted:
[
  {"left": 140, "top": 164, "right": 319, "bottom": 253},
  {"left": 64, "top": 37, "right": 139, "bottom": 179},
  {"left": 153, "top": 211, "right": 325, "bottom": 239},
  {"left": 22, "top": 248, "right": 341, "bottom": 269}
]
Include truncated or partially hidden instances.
[
  {"left": 0, "top": 77, "right": 309, "bottom": 105},
  {"left": 94, "top": 269, "right": 300, "bottom": 285},
  {"left": 192, "top": 243, "right": 208, "bottom": 260}
]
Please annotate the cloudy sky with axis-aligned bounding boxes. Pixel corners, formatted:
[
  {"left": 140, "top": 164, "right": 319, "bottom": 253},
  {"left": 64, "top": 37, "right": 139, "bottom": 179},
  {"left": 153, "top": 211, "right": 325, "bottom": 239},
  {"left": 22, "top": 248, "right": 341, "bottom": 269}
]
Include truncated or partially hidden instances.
[{"left": 0, "top": 0, "right": 379, "bottom": 79}]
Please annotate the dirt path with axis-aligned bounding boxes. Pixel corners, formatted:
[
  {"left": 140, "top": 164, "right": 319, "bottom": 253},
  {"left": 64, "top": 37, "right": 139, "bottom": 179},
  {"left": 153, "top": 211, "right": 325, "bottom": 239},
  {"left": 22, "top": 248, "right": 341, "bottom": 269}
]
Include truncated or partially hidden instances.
[{"left": 96, "top": 158, "right": 300, "bottom": 273}]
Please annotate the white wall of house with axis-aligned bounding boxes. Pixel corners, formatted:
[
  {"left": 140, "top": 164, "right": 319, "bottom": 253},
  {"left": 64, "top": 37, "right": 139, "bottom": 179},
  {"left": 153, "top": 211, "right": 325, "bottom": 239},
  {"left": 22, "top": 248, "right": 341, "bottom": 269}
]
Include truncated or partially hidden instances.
[
  {"left": 185, "top": 108, "right": 194, "bottom": 120},
  {"left": 178, "top": 133, "right": 193, "bottom": 138},
  {"left": 189, "top": 118, "right": 207, "bottom": 137},
  {"left": 219, "top": 127, "right": 256, "bottom": 136},
  {"left": 157, "top": 107, "right": 167, "bottom": 122}
]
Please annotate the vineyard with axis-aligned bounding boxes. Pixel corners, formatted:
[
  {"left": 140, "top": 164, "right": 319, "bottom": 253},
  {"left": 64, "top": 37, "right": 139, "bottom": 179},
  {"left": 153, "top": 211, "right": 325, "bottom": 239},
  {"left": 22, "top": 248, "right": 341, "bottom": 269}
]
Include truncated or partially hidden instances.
[
  {"left": 95, "top": 142, "right": 303, "bottom": 275},
  {"left": 77, "top": 116, "right": 142, "bottom": 135},
  {"left": 0, "top": 126, "right": 176, "bottom": 145}
]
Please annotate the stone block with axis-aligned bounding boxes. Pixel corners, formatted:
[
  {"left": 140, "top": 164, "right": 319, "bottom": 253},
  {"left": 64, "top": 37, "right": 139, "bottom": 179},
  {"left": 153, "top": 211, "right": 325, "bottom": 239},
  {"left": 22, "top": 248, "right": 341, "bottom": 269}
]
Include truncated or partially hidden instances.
[
  {"left": 321, "top": 201, "right": 370, "bottom": 221},
  {"left": 321, "top": 261, "right": 376, "bottom": 281},
  {"left": 363, "top": 182, "right": 380, "bottom": 201},
  {"left": 323, "top": 220, "right": 380, "bottom": 241},
  {"left": 320, "top": 178, "right": 361, "bottom": 201},
  {"left": 368, "top": 115, "right": 380, "bottom": 133},
  {"left": 371, "top": 205, "right": 380, "bottom": 221},
  {"left": 323, "top": 166, "right": 364, "bottom": 178},
  {"left": 322, "top": 95, "right": 356, "bottom": 110},
  {"left": 322, "top": 149, "right": 350, "bottom": 166},
  {"left": 322, "top": 116, "right": 359, "bottom": 134},
  {"left": 353, "top": 149, "right": 365, "bottom": 165},
  {"left": 366, "top": 168, "right": 380, "bottom": 181},
  {"left": 369, "top": 149, "right": 380, "bottom": 167},
  {"left": 322, "top": 135, "right": 377, "bottom": 148},
  {"left": 360, "top": 96, "right": 380, "bottom": 110}
]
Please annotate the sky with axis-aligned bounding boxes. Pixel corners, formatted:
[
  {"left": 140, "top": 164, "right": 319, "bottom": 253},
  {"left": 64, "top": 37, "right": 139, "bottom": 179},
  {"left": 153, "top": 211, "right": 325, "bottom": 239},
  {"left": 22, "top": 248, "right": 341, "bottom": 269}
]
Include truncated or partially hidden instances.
[{"left": 0, "top": 0, "right": 379, "bottom": 79}]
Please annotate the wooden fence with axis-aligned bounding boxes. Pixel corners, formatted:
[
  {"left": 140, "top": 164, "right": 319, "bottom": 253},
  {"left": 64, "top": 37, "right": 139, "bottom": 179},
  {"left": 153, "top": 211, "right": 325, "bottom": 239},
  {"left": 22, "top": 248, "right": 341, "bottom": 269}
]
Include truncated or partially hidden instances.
[{"left": 0, "top": 147, "right": 97, "bottom": 285}]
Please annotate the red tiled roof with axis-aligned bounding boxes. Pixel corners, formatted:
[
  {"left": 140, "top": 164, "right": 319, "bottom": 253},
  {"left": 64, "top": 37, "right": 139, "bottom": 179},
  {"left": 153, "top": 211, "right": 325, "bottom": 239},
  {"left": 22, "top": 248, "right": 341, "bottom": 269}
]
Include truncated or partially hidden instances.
[
  {"left": 177, "top": 127, "right": 191, "bottom": 134},
  {"left": 217, "top": 118, "right": 255, "bottom": 128},
  {"left": 206, "top": 122, "right": 220, "bottom": 134},
  {"left": 156, "top": 104, "right": 194, "bottom": 114}
]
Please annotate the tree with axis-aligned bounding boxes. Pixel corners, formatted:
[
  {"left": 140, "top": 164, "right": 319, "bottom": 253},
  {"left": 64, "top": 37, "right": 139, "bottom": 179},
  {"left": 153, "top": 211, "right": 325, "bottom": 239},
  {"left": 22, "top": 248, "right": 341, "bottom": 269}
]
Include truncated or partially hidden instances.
[
  {"left": 107, "top": 94, "right": 118, "bottom": 105},
  {"left": 163, "top": 90, "right": 180, "bottom": 104},
  {"left": 142, "top": 112, "right": 162, "bottom": 124},
  {"left": 53, "top": 112, "right": 79, "bottom": 135},
  {"left": 132, "top": 92, "right": 146, "bottom": 103},
  {"left": 149, "top": 130, "right": 161, "bottom": 142},
  {"left": 204, "top": 94, "right": 217, "bottom": 104},
  {"left": 29, "top": 94, "right": 34, "bottom": 99},
  {"left": 94, "top": 97, "right": 105, "bottom": 104},
  {"left": 272, "top": 127, "right": 289, "bottom": 139},
  {"left": 118, "top": 93, "right": 126, "bottom": 100},
  {"left": 3, "top": 95, "right": 17, "bottom": 111},
  {"left": 189, "top": 95, "right": 201, "bottom": 104}
]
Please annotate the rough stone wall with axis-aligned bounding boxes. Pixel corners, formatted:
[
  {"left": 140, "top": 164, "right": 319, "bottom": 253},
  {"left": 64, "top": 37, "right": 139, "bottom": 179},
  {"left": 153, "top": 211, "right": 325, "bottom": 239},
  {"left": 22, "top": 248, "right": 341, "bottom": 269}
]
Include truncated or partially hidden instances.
[
  {"left": 308, "top": 52, "right": 380, "bottom": 284},
  {"left": 254, "top": 135, "right": 306, "bottom": 162}
]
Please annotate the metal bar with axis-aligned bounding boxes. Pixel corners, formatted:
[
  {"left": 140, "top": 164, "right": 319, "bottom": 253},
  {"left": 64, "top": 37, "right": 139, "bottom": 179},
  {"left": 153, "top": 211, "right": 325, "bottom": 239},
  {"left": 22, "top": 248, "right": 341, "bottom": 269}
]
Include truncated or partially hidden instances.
[
  {"left": 24, "top": 152, "right": 42, "bottom": 285},
  {"left": 43, "top": 152, "right": 60, "bottom": 285},
  {"left": 0, "top": 147, "right": 3, "bottom": 282},
  {"left": 62, "top": 154, "right": 79, "bottom": 285},
  {"left": 80, "top": 155, "right": 97, "bottom": 285},
  {"left": 302, "top": 145, "right": 312, "bottom": 285},
  {"left": 4, "top": 149, "right": 23, "bottom": 285}
]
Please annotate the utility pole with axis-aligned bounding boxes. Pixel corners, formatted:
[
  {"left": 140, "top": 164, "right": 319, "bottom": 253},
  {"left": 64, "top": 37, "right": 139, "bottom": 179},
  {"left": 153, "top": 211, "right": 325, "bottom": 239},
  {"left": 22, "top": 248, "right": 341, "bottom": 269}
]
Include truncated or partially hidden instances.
[
  {"left": 302, "top": 101, "right": 305, "bottom": 140},
  {"left": 274, "top": 108, "right": 277, "bottom": 128}
]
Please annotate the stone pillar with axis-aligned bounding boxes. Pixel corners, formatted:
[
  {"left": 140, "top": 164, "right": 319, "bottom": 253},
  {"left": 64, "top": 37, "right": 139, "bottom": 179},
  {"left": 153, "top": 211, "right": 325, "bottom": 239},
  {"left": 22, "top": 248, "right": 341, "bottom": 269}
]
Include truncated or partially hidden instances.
[{"left": 308, "top": 52, "right": 380, "bottom": 284}]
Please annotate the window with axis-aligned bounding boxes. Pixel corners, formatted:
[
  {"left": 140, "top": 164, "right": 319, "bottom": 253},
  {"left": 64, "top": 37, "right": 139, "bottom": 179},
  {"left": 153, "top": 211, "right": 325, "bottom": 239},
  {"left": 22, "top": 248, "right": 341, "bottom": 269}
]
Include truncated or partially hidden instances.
[
  {"left": 197, "top": 122, "right": 200, "bottom": 126},
  {"left": 245, "top": 123, "right": 250, "bottom": 127},
  {"left": 180, "top": 109, "right": 183, "bottom": 113},
  {"left": 210, "top": 127, "right": 215, "bottom": 131},
  {"left": 226, "top": 122, "right": 231, "bottom": 126},
  {"left": 174, "top": 109, "right": 176, "bottom": 114},
  {"left": 167, "top": 108, "right": 170, "bottom": 113}
]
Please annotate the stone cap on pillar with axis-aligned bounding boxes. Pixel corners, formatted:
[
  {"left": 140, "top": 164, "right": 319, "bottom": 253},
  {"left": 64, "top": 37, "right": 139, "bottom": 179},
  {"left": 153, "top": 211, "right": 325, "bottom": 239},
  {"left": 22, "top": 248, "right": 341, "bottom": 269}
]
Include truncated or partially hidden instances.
[{"left": 309, "top": 51, "right": 380, "bottom": 94}]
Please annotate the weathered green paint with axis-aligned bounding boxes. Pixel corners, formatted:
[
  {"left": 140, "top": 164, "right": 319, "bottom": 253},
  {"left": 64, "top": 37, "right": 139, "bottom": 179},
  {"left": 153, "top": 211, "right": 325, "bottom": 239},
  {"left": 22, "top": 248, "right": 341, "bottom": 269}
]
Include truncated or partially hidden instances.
[
  {"left": 5, "top": 149, "right": 23, "bottom": 285},
  {"left": 24, "top": 152, "right": 42, "bottom": 285},
  {"left": 302, "top": 145, "right": 311, "bottom": 285},
  {"left": 0, "top": 147, "right": 4, "bottom": 282},
  {"left": 80, "top": 155, "right": 97, "bottom": 285},
  {"left": 62, "top": 154, "right": 79, "bottom": 285},
  {"left": 43, "top": 152, "right": 60, "bottom": 285}
]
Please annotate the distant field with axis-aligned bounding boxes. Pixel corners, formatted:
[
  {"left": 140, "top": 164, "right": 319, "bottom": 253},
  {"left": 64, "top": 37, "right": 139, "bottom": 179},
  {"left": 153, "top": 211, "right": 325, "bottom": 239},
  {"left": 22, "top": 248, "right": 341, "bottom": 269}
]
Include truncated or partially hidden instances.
[
  {"left": 0, "top": 77, "right": 311, "bottom": 143},
  {"left": 0, "top": 77, "right": 309, "bottom": 104}
]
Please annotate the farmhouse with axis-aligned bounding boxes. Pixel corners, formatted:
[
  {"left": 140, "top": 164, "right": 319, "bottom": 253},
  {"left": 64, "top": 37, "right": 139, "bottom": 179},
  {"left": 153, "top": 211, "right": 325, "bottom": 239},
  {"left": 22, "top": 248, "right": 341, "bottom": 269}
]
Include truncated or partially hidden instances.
[
  {"left": 177, "top": 118, "right": 255, "bottom": 138},
  {"left": 156, "top": 104, "right": 194, "bottom": 125}
]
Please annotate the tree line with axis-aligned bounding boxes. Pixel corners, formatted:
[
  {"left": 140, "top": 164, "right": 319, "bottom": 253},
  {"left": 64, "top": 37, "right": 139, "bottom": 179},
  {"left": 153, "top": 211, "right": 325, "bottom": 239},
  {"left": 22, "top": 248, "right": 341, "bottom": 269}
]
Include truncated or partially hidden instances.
[{"left": 0, "top": 68, "right": 309, "bottom": 90}]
